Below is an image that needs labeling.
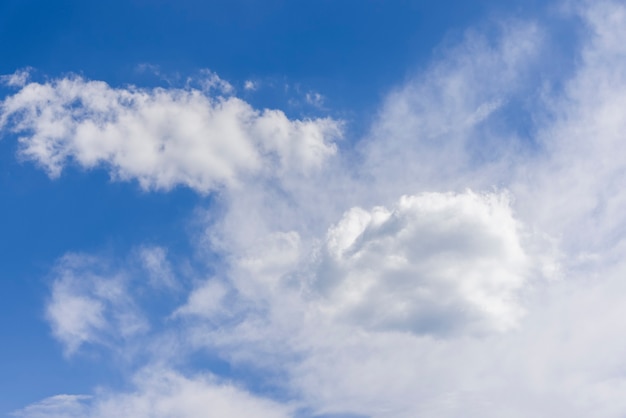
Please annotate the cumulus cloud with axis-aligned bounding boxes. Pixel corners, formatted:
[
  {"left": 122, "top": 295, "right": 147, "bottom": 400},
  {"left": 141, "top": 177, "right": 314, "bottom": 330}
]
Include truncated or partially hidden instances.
[
  {"left": 315, "top": 191, "right": 529, "bottom": 335},
  {"left": 0, "top": 76, "right": 341, "bottom": 193}
]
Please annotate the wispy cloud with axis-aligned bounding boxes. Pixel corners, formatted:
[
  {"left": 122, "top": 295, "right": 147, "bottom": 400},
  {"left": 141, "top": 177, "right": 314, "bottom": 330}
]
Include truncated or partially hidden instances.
[
  {"left": 1, "top": 68, "right": 31, "bottom": 87},
  {"left": 243, "top": 80, "right": 257, "bottom": 91},
  {"left": 45, "top": 254, "right": 148, "bottom": 356},
  {"left": 305, "top": 91, "right": 325, "bottom": 108},
  {"left": 12, "top": 368, "right": 292, "bottom": 418}
]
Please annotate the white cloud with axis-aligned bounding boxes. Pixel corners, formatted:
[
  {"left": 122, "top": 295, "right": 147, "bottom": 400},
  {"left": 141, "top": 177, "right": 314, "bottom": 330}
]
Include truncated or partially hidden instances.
[
  {"left": 0, "top": 76, "right": 341, "bottom": 193},
  {"left": 46, "top": 281, "right": 106, "bottom": 355},
  {"left": 359, "top": 20, "right": 543, "bottom": 201},
  {"left": 138, "top": 246, "right": 177, "bottom": 289},
  {"left": 13, "top": 369, "right": 292, "bottom": 418},
  {"left": 1, "top": 68, "right": 31, "bottom": 87},
  {"left": 305, "top": 92, "right": 324, "bottom": 108},
  {"left": 13, "top": 395, "right": 91, "bottom": 418},
  {"left": 195, "top": 69, "right": 234, "bottom": 95},
  {"left": 511, "top": 0, "right": 626, "bottom": 261},
  {"left": 174, "top": 279, "right": 229, "bottom": 319},
  {"left": 314, "top": 190, "right": 529, "bottom": 335},
  {"left": 46, "top": 254, "right": 148, "bottom": 355},
  {"left": 171, "top": 5, "right": 626, "bottom": 416}
]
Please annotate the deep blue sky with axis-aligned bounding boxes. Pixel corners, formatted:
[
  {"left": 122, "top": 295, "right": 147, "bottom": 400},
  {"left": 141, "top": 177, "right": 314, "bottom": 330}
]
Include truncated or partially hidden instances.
[{"left": 0, "top": 0, "right": 545, "bottom": 112}]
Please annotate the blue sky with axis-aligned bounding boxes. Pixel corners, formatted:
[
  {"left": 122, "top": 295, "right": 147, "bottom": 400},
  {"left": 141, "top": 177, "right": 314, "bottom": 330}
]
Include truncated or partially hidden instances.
[{"left": 3, "top": 1, "right": 626, "bottom": 417}]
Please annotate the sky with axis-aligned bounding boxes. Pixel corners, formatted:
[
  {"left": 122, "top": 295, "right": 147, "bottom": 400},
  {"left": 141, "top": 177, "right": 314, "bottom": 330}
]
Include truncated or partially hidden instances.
[{"left": 3, "top": 0, "right": 626, "bottom": 417}]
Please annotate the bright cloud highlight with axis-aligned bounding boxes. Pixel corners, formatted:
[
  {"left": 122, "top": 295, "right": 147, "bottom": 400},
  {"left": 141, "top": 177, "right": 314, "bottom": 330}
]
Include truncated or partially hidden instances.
[{"left": 316, "top": 191, "right": 528, "bottom": 335}]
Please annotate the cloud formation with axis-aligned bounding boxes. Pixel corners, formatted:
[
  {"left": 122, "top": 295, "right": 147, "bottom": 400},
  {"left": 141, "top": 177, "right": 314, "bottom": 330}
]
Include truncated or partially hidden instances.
[
  {"left": 6, "top": 1, "right": 626, "bottom": 417},
  {"left": 316, "top": 191, "right": 528, "bottom": 335},
  {"left": 0, "top": 77, "right": 341, "bottom": 192}
]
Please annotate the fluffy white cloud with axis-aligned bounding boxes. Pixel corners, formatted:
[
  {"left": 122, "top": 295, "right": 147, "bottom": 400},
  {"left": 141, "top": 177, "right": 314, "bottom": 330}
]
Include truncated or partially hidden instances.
[
  {"left": 315, "top": 191, "right": 529, "bottom": 335},
  {"left": 0, "top": 76, "right": 341, "bottom": 193}
]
